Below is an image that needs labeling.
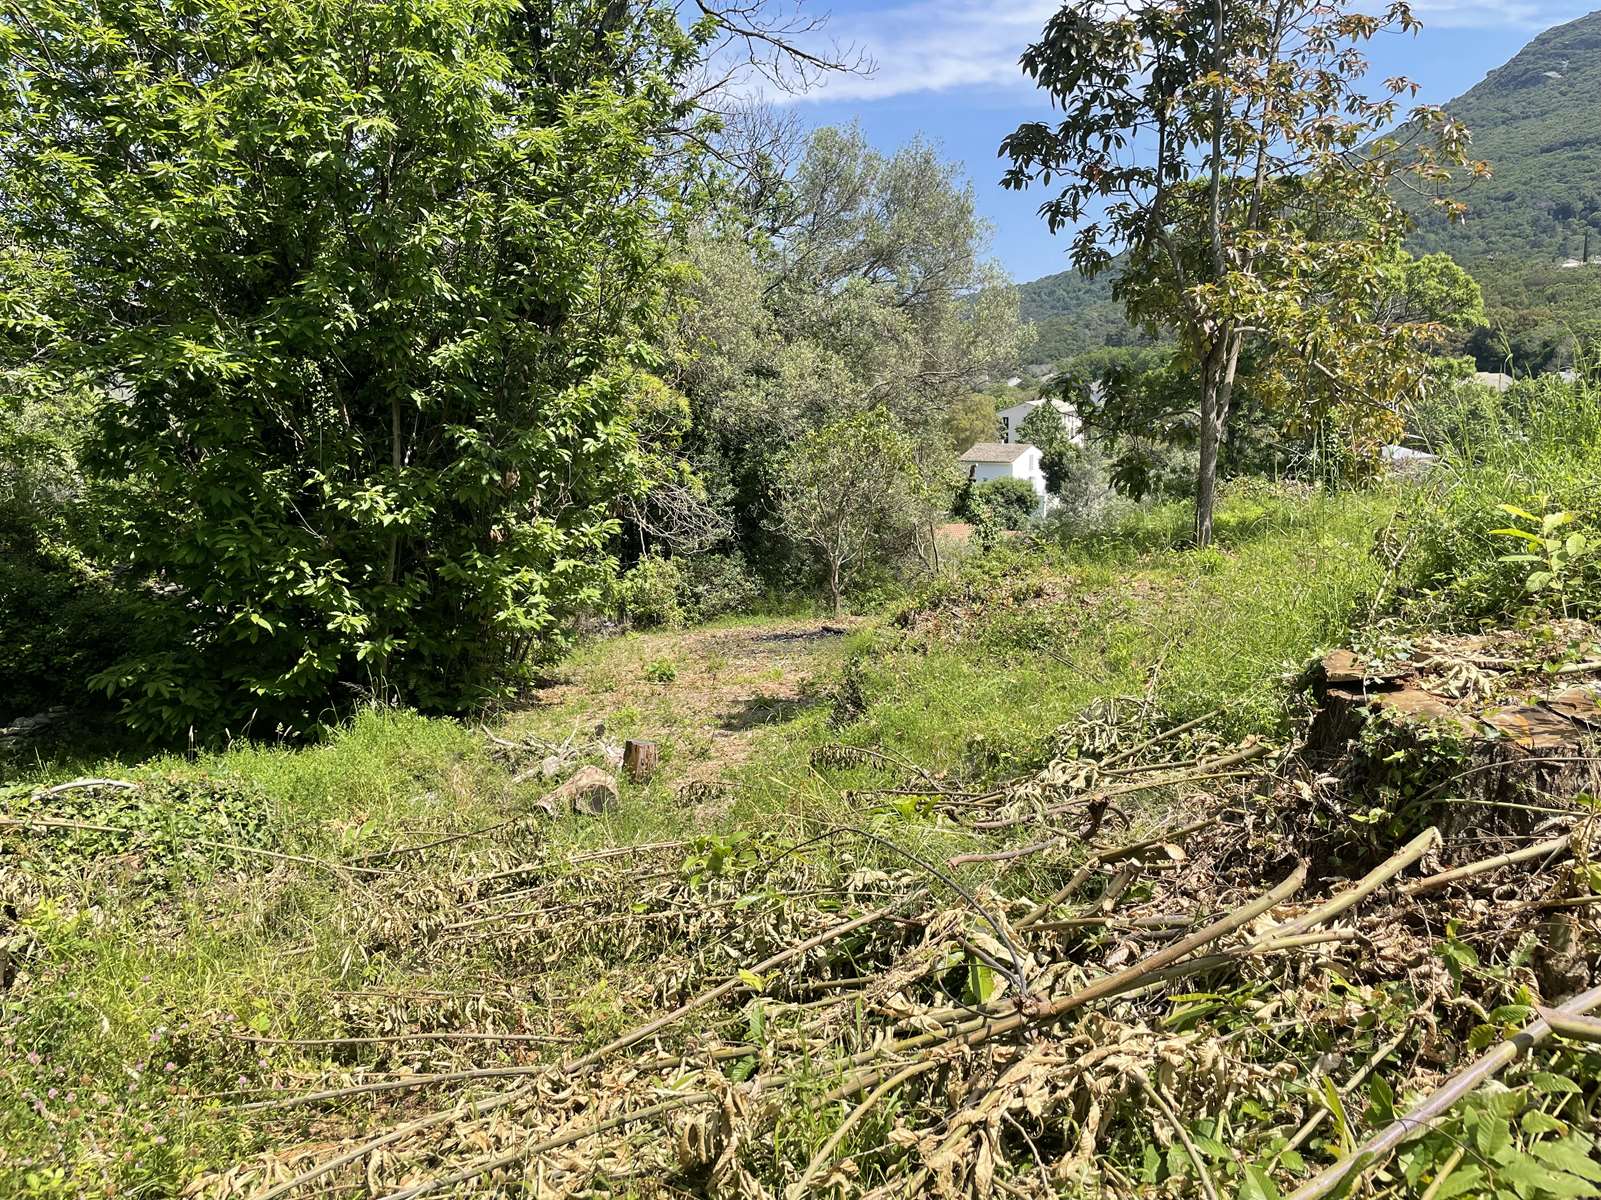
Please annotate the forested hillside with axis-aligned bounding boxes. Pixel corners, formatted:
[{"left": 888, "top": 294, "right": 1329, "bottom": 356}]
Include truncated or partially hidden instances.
[
  {"left": 1406, "top": 8, "right": 1601, "bottom": 266},
  {"left": 1012, "top": 264, "right": 1148, "bottom": 360}
]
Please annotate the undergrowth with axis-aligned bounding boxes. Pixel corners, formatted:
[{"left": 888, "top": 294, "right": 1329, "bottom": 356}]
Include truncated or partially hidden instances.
[
  {"left": 10, "top": 480, "right": 1596, "bottom": 1197},
  {"left": 1405, "top": 367, "right": 1601, "bottom": 625}
]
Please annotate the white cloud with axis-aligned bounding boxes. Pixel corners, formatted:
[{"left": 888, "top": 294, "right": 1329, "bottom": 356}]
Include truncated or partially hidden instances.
[
  {"left": 785, "top": 0, "right": 1057, "bottom": 103},
  {"left": 768, "top": 0, "right": 1597, "bottom": 105},
  {"left": 1402, "top": 1, "right": 1592, "bottom": 30}
]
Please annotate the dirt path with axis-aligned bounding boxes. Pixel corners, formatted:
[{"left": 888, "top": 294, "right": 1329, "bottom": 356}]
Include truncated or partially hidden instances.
[{"left": 500, "top": 616, "right": 856, "bottom": 789}]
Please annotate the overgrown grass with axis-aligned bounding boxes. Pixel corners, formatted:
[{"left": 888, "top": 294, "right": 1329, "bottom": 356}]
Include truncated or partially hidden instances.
[
  {"left": 2, "top": 482, "right": 1401, "bottom": 1195},
  {"left": 1404, "top": 368, "right": 1601, "bottom": 625}
]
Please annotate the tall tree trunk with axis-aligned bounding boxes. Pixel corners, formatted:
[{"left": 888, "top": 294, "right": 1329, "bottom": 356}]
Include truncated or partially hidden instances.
[
  {"left": 1195, "top": 333, "right": 1244, "bottom": 547},
  {"left": 828, "top": 556, "right": 842, "bottom": 616},
  {"left": 1196, "top": 364, "right": 1222, "bottom": 548}
]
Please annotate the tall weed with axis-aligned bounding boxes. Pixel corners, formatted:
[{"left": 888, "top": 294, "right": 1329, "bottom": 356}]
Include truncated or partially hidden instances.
[{"left": 1404, "top": 367, "right": 1601, "bottom": 624}]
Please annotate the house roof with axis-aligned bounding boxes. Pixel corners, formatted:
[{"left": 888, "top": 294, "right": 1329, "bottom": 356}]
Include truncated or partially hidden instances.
[{"left": 959, "top": 441, "right": 1033, "bottom": 464}]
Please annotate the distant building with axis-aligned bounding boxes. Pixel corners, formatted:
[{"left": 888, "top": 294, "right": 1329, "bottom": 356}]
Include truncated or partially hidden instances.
[
  {"left": 958, "top": 442, "right": 1048, "bottom": 509},
  {"left": 997, "top": 396, "right": 1082, "bottom": 446},
  {"left": 1475, "top": 371, "right": 1515, "bottom": 392}
]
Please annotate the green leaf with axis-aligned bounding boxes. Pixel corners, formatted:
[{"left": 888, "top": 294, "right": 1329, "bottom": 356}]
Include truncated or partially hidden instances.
[
  {"left": 1534, "top": 1139, "right": 1601, "bottom": 1183},
  {"left": 1321, "top": 1075, "right": 1354, "bottom": 1153},
  {"left": 1500, "top": 1156, "right": 1598, "bottom": 1199},
  {"left": 1533, "top": 1073, "right": 1583, "bottom": 1095},
  {"left": 1239, "top": 1164, "right": 1281, "bottom": 1200},
  {"left": 1477, "top": 1112, "right": 1513, "bottom": 1160},
  {"left": 736, "top": 969, "right": 766, "bottom": 993},
  {"left": 1366, "top": 1073, "right": 1396, "bottom": 1125},
  {"left": 1543, "top": 511, "right": 1578, "bottom": 533},
  {"left": 966, "top": 960, "right": 996, "bottom": 1005},
  {"left": 1434, "top": 1165, "right": 1486, "bottom": 1200},
  {"left": 1523, "top": 1111, "right": 1568, "bottom": 1136},
  {"left": 1492, "top": 526, "right": 1545, "bottom": 544}
]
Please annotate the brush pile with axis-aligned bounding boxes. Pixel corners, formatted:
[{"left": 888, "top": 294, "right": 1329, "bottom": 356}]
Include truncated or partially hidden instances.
[{"left": 177, "top": 647, "right": 1601, "bottom": 1199}]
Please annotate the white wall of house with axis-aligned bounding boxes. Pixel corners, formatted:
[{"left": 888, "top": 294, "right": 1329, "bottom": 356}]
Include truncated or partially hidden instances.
[
  {"left": 966, "top": 445, "right": 1048, "bottom": 504},
  {"left": 997, "top": 397, "right": 1081, "bottom": 446}
]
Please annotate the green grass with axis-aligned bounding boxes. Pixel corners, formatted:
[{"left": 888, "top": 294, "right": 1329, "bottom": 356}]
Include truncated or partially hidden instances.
[
  {"left": 1404, "top": 369, "right": 1601, "bottom": 625},
  {"left": 0, "top": 482, "right": 1400, "bottom": 1196}
]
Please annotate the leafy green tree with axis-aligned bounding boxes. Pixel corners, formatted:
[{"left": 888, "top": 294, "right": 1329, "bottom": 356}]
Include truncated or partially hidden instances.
[
  {"left": 1075, "top": 250, "right": 1480, "bottom": 494},
  {"left": 668, "top": 126, "right": 1028, "bottom": 577},
  {"left": 1002, "top": 0, "right": 1481, "bottom": 544},
  {"left": 945, "top": 393, "right": 1000, "bottom": 452},
  {"left": 0, "top": 0, "right": 709, "bottom": 737},
  {"left": 961, "top": 477, "right": 1039, "bottom": 531},
  {"left": 1016, "top": 401, "right": 1080, "bottom": 496},
  {"left": 775, "top": 409, "right": 919, "bottom": 613}
]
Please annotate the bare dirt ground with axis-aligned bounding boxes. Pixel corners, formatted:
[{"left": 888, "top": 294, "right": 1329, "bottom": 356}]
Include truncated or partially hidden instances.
[{"left": 501, "top": 616, "right": 858, "bottom": 789}]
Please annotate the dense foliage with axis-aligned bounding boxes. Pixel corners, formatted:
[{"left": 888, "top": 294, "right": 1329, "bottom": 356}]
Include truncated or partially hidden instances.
[
  {"left": 666, "top": 125, "right": 1025, "bottom": 591},
  {"left": 1405, "top": 369, "right": 1601, "bottom": 623},
  {"left": 0, "top": 0, "right": 703, "bottom": 737}
]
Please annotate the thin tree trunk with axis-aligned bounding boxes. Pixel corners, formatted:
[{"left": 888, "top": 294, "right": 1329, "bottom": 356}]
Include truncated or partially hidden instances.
[
  {"left": 828, "top": 560, "right": 842, "bottom": 615},
  {"left": 1195, "top": 354, "right": 1223, "bottom": 547}
]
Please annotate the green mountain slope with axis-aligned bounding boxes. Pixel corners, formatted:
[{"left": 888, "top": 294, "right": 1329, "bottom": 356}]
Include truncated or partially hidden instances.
[
  {"left": 1408, "top": 8, "right": 1601, "bottom": 265},
  {"left": 1013, "top": 11, "right": 1601, "bottom": 371},
  {"left": 1014, "top": 267, "right": 1147, "bottom": 360}
]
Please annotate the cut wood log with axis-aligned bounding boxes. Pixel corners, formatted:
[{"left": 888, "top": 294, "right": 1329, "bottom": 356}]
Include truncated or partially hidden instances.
[
  {"left": 546, "top": 765, "right": 618, "bottom": 816},
  {"left": 623, "top": 738, "right": 659, "bottom": 783},
  {"left": 1400, "top": 832, "right": 1573, "bottom": 895}
]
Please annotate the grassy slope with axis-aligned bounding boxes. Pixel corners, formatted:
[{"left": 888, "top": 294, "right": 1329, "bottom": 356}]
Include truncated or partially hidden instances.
[{"left": 0, "top": 484, "right": 1395, "bottom": 1195}]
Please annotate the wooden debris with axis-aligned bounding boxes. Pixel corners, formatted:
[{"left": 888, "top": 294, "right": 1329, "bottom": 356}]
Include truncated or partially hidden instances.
[
  {"left": 546, "top": 765, "right": 619, "bottom": 816},
  {"left": 623, "top": 738, "right": 659, "bottom": 782},
  {"left": 1287, "top": 985, "right": 1601, "bottom": 1200}
]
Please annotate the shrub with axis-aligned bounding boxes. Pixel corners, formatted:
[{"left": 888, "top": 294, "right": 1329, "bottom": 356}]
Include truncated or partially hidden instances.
[
  {"left": 1402, "top": 368, "right": 1601, "bottom": 624},
  {"left": 679, "top": 553, "right": 761, "bottom": 622},
  {"left": 642, "top": 658, "right": 677, "bottom": 683},
  {"left": 960, "top": 477, "right": 1040, "bottom": 530},
  {"left": 0, "top": 535, "right": 132, "bottom": 721},
  {"left": 1, "top": 0, "right": 705, "bottom": 739},
  {"left": 616, "top": 555, "right": 686, "bottom": 629},
  {"left": 0, "top": 386, "right": 131, "bottom": 718}
]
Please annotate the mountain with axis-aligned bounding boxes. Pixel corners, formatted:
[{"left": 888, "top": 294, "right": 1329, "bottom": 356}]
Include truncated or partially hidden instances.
[
  {"left": 1013, "top": 267, "right": 1147, "bottom": 361},
  {"left": 1012, "top": 11, "right": 1601, "bottom": 372},
  {"left": 1407, "top": 8, "right": 1601, "bottom": 265}
]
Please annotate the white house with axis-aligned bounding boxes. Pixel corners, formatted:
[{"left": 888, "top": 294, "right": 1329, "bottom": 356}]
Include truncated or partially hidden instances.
[
  {"left": 997, "top": 396, "right": 1082, "bottom": 446},
  {"left": 958, "top": 441, "right": 1049, "bottom": 510}
]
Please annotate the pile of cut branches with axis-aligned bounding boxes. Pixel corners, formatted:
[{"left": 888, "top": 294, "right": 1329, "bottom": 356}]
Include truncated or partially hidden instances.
[{"left": 180, "top": 685, "right": 1600, "bottom": 1198}]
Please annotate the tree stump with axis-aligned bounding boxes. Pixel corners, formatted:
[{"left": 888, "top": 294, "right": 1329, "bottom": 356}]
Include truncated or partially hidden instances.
[{"left": 623, "top": 739, "right": 659, "bottom": 783}]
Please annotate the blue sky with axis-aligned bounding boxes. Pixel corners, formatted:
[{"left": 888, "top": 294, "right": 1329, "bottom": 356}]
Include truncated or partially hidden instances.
[{"left": 773, "top": 1, "right": 1600, "bottom": 283}]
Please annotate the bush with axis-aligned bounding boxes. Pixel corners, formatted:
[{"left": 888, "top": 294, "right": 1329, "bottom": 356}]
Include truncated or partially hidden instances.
[
  {"left": 0, "top": 536, "right": 132, "bottom": 721},
  {"left": 1403, "top": 368, "right": 1601, "bottom": 624},
  {"left": 0, "top": 387, "right": 132, "bottom": 719},
  {"left": 960, "top": 477, "right": 1040, "bottom": 530},
  {"left": 2, "top": 0, "right": 703, "bottom": 740},
  {"left": 615, "top": 555, "right": 685, "bottom": 629},
  {"left": 642, "top": 658, "right": 677, "bottom": 683},
  {"left": 679, "top": 553, "right": 761, "bottom": 622}
]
